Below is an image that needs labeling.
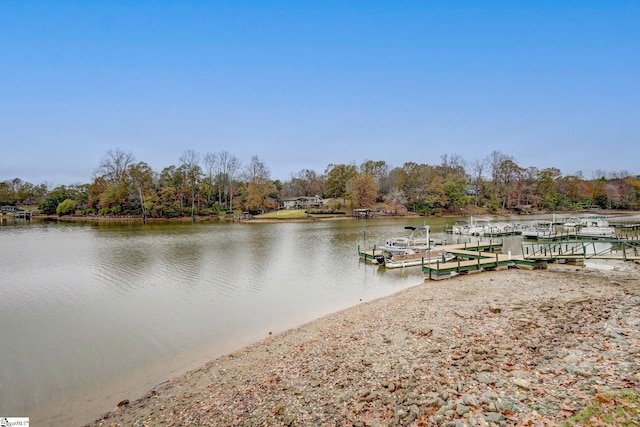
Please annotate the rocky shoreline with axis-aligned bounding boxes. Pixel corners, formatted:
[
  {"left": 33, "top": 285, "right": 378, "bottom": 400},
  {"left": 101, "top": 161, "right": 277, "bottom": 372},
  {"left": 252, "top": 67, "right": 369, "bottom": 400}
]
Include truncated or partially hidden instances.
[{"left": 89, "top": 261, "right": 640, "bottom": 426}]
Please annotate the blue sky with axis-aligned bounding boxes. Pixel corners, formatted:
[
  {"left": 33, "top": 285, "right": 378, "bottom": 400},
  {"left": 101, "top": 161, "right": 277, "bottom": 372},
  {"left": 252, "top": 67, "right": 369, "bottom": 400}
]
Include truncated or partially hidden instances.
[{"left": 2, "top": 1, "right": 639, "bottom": 187}]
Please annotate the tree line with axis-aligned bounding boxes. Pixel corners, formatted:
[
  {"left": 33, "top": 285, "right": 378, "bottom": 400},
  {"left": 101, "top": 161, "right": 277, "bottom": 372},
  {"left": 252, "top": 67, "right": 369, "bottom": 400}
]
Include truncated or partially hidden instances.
[{"left": 1, "top": 148, "right": 639, "bottom": 218}]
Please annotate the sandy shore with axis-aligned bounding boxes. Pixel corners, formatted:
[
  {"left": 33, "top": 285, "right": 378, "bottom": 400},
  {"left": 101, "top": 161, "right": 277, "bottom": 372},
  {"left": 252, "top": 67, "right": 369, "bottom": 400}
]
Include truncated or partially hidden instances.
[{"left": 89, "top": 261, "right": 640, "bottom": 426}]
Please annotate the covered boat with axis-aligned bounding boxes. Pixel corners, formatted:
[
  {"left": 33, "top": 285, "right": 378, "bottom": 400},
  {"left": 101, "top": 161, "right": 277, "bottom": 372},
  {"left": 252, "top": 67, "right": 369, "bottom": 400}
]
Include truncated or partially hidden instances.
[{"left": 374, "top": 226, "right": 453, "bottom": 268}]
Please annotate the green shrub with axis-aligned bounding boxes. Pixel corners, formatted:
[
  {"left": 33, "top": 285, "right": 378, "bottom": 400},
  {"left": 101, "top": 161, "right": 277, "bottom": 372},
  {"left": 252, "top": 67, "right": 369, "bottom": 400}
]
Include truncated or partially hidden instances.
[{"left": 56, "top": 199, "right": 77, "bottom": 216}]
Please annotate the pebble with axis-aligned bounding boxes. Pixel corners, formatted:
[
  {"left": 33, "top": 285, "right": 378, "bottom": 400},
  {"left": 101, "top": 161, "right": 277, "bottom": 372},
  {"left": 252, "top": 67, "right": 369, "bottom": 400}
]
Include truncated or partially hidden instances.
[{"left": 89, "top": 262, "right": 640, "bottom": 427}]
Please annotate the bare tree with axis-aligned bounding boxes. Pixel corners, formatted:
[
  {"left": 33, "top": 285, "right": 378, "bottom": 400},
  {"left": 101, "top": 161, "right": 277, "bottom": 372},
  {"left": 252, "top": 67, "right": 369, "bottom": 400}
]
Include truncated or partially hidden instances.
[
  {"left": 471, "top": 158, "right": 487, "bottom": 207},
  {"left": 592, "top": 169, "right": 608, "bottom": 180},
  {"left": 127, "top": 161, "right": 154, "bottom": 220},
  {"left": 203, "top": 152, "right": 218, "bottom": 205},
  {"left": 243, "top": 155, "right": 274, "bottom": 212},
  {"left": 95, "top": 148, "right": 135, "bottom": 184},
  {"left": 243, "top": 155, "right": 271, "bottom": 183},
  {"left": 439, "top": 154, "right": 467, "bottom": 177},
  {"left": 287, "top": 169, "right": 323, "bottom": 196},
  {"left": 214, "top": 151, "right": 241, "bottom": 209},
  {"left": 487, "top": 150, "right": 511, "bottom": 184},
  {"left": 179, "top": 149, "right": 202, "bottom": 218},
  {"left": 360, "top": 160, "right": 390, "bottom": 198}
]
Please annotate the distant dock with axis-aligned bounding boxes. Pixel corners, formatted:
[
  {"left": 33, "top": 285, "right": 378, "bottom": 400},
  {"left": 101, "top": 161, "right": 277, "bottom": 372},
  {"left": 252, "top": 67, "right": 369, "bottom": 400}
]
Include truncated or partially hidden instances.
[
  {"left": 15, "top": 211, "right": 33, "bottom": 220},
  {"left": 1, "top": 208, "right": 33, "bottom": 220}
]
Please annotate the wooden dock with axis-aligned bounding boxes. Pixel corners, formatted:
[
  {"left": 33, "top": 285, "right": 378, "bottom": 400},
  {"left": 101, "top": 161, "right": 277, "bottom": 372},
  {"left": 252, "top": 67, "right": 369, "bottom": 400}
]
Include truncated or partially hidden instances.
[
  {"left": 421, "top": 241, "right": 543, "bottom": 280},
  {"left": 534, "top": 231, "right": 640, "bottom": 242},
  {"left": 358, "top": 247, "right": 384, "bottom": 264},
  {"left": 521, "top": 240, "right": 640, "bottom": 262},
  {"left": 358, "top": 240, "right": 504, "bottom": 266},
  {"left": 423, "top": 239, "right": 640, "bottom": 280},
  {"left": 360, "top": 238, "right": 640, "bottom": 280},
  {"left": 15, "top": 211, "right": 32, "bottom": 219}
]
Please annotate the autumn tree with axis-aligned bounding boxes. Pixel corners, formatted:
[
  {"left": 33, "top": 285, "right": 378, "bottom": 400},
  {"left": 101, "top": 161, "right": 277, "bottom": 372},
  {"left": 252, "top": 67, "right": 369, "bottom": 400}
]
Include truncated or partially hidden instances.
[
  {"left": 286, "top": 169, "right": 325, "bottom": 197},
  {"left": 535, "top": 167, "right": 561, "bottom": 209},
  {"left": 360, "top": 160, "right": 389, "bottom": 200},
  {"left": 0, "top": 178, "right": 48, "bottom": 206},
  {"left": 623, "top": 177, "right": 640, "bottom": 209},
  {"left": 92, "top": 149, "right": 136, "bottom": 214},
  {"left": 486, "top": 151, "right": 523, "bottom": 211},
  {"left": 325, "top": 164, "right": 357, "bottom": 205},
  {"left": 437, "top": 154, "right": 469, "bottom": 212},
  {"left": 438, "top": 154, "right": 467, "bottom": 178},
  {"left": 242, "top": 155, "right": 276, "bottom": 212},
  {"left": 397, "top": 162, "right": 437, "bottom": 213},
  {"left": 159, "top": 165, "right": 185, "bottom": 212},
  {"left": 345, "top": 173, "right": 378, "bottom": 208},
  {"left": 382, "top": 187, "right": 408, "bottom": 214},
  {"left": 127, "top": 161, "right": 155, "bottom": 219}
]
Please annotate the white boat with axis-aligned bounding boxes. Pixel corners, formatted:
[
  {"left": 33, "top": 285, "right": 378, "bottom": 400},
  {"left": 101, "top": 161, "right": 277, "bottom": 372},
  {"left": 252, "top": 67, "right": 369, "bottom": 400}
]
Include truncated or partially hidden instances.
[
  {"left": 451, "top": 216, "right": 486, "bottom": 235},
  {"left": 578, "top": 226, "right": 616, "bottom": 237},
  {"left": 480, "top": 221, "right": 523, "bottom": 236},
  {"left": 385, "top": 226, "right": 431, "bottom": 250},
  {"left": 580, "top": 215, "right": 610, "bottom": 227},
  {"left": 451, "top": 219, "right": 471, "bottom": 234},
  {"left": 521, "top": 220, "right": 554, "bottom": 239},
  {"left": 468, "top": 218, "right": 490, "bottom": 236},
  {"left": 374, "top": 226, "right": 453, "bottom": 268},
  {"left": 373, "top": 245, "right": 454, "bottom": 268},
  {"left": 577, "top": 216, "right": 615, "bottom": 237},
  {"left": 563, "top": 216, "right": 582, "bottom": 230}
]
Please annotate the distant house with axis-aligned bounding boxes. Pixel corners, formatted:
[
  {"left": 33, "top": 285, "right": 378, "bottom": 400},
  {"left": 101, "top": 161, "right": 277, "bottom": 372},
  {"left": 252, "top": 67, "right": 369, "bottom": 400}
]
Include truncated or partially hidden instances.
[
  {"left": 1, "top": 205, "right": 17, "bottom": 213},
  {"left": 282, "top": 196, "right": 324, "bottom": 210},
  {"left": 466, "top": 185, "right": 479, "bottom": 196}
]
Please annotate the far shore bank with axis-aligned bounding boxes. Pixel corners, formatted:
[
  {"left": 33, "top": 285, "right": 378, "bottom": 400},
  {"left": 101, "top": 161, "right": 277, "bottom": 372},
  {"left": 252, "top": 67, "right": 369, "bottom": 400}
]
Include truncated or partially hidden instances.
[{"left": 16, "top": 209, "right": 640, "bottom": 225}]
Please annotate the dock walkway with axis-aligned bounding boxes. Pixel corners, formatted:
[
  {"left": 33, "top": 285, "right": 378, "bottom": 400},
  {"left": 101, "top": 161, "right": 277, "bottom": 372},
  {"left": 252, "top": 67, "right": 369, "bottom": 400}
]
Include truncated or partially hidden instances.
[
  {"left": 421, "top": 241, "right": 542, "bottom": 280},
  {"left": 360, "top": 238, "right": 640, "bottom": 280},
  {"left": 521, "top": 240, "right": 640, "bottom": 262}
]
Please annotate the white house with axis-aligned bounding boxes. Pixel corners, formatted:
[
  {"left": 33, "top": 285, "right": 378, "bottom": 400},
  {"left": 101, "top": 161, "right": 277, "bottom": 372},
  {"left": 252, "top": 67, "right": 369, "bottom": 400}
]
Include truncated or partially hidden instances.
[{"left": 282, "top": 196, "right": 324, "bottom": 210}]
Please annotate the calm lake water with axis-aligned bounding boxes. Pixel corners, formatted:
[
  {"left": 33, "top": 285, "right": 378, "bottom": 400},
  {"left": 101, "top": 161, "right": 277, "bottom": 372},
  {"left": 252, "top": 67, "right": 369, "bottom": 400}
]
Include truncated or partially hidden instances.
[{"left": 0, "top": 213, "right": 635, "bottom": 425}]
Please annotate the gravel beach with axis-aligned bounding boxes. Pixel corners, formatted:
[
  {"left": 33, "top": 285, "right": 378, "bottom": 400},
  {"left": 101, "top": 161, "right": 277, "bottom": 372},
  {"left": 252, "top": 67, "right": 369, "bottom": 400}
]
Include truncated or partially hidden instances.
[{"left": 89, "top": 261, "right": 640, "bottom": 426}]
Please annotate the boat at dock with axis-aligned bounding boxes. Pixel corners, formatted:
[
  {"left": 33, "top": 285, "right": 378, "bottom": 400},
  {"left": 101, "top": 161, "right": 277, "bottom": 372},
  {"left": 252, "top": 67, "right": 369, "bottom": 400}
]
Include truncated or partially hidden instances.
[
  {"left": 479, "top": 221, "right": 524, "bottom": 237},
  {"left": 360, "top": 225, "right": 453, "bottom": 268},
  {"left": 468, "top": 218, "right": 490, "bottom": 236},
  {"left": 384, "top": 225, "right": 432, "bottom": 249},
  {"left": 576, "top": 215, "right": 616, "bottom": 237},
  {"left": 450, "top": 216, "right": 487, "bottom": 235},
  {"left": 373, "top": 245, "right": 454, "bottom": 268},
  {"left": 450, "top": 219, "right": 472, "bottom": 235},
  {"left": 562, "top": 216, "right": 582, "bottom": 230},
  {"left": 521, "top": 220, "right": 555, "bottom": 239}
]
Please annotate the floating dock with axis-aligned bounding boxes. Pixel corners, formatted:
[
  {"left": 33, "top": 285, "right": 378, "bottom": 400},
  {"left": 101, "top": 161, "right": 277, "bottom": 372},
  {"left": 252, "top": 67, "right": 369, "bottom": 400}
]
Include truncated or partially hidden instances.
[
  {"left": 423, "top": 239, "right": 640, "bottom": 280},
  {"left": 521, "top": 240, "right": 640, "bottom": 262},
  {"left": 421, "top": 241, "right": 543, "bottom": 280},
  {"left": 360, "top": 237, "right": 640, "bottom": 280},
  {"left": 358, "top": 247, "right": 384, "bottom": 264}
]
